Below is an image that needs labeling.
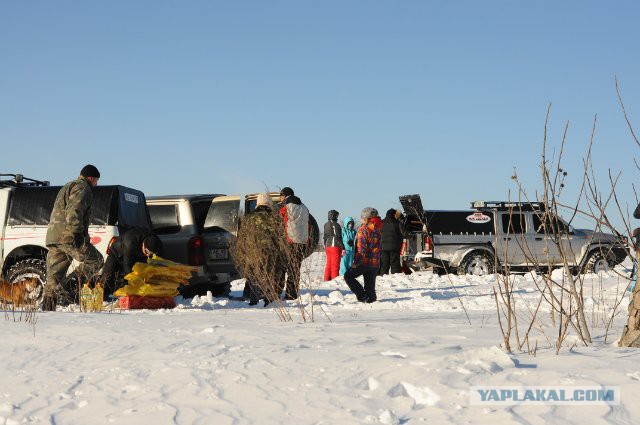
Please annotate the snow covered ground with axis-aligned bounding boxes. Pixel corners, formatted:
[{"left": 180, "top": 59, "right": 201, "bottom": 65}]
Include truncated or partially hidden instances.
[{"left": 1, "top": 253, "right": 639, "bottom": 425}]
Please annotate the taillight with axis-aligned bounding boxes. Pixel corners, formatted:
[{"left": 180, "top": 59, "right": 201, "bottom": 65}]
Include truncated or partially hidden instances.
[
  {"left": 106, "top": 237, "right": 117, "bottom": 255},
  {"left": 188, "top": 236, "right": 205, "bottom": 266},
  {"left": 400, "top": 240, "right": 407, "bottom": 256},
  {"left": 424, "top": 235, "right": 433, "bottom": 252}
]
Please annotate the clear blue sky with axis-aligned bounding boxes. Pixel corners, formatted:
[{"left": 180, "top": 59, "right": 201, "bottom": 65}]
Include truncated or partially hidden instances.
[{"left": 2, "top": 1, "right": 639, "bottom": 230}]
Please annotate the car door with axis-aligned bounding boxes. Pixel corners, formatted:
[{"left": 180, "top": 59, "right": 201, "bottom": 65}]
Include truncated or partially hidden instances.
[
  {"left": 530, "top": 212, "right": 562, "bottom": 265},
  {"left": 531, "top": 213, "right": 578, "bottom": 266},
  {"left": 202, "top": 196, "right": 241, "bottom": 282},
  {"left": 496, "top": 211, "right": 529, "bottom": 266}
]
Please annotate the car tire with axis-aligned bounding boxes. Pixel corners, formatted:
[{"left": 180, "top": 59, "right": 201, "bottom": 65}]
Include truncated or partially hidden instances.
[
  {"left": 211, "top": 282, "right": 231, "bottom": 297},
  {"left": 582, "top": 250, "right": 615, "bottom": 274},
  {"left": 6, "top": 258, "right": 47, "bottom": 305},
  {"left": 458, "top": 251, "right": 495, "bottom": 276}
]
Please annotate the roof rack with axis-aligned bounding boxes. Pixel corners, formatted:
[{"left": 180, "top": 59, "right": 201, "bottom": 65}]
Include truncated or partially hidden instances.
[
  {"left": 0, "top": 173, "right": 50, "bottom": 188},
  {"left": 471, "top": 200, "right": 547, "bottom": 211}
]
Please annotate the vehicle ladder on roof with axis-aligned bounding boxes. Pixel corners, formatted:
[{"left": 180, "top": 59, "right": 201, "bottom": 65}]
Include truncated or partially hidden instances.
[{"left": 0, "top": 173, "right": 50, "bottom": 188}]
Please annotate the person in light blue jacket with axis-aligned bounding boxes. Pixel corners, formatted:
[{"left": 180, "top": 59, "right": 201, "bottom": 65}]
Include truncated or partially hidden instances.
[{"left": 339, "top": 216, "right": 357, "bottom": 275}]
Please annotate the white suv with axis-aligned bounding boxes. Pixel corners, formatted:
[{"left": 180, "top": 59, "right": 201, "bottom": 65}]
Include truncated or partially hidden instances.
[{"left": 0, "top": 173, "right": 152, "bottom": 303}]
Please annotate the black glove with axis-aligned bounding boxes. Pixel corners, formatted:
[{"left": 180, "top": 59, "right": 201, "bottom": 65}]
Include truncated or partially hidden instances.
[
  {"left": 73, "top": 233, "right": 85, "bottom": 249},
  {"left": 347, "top": 240, "right": 354, "bottom": 247}
]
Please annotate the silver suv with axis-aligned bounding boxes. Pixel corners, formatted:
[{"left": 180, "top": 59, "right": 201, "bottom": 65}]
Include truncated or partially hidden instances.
[{"left": 146, "top": 194, "right": 229, "bottom": 295}]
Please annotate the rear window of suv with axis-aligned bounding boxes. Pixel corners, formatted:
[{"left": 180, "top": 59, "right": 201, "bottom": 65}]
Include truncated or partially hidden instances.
[
  {"left": 148, "top": 204, "right": 181, "bottom": 234},
  {"left": 203, "top": 200, "right": 239, "bottom": 233}
]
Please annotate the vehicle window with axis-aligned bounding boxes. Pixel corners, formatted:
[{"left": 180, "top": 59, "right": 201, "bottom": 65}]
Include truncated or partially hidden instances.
[
  {"left": 148, "top": 204, "right": 181, "bottom": 235},
  {"left": 532, "top": 214, "right": 569, "bottom": 234},
  {"left": 190, "top": 200, "right": 212, "bottom": 232},
  {"left": 501, "top": 213, "right": 526, "bottom": 234},
  {"left": 203, "top": 200, "right": 239, "bottom": 233},
  {"left": 245, "top": 196, "right": 280, "bottom": 215},
  {"left": 245, "top": 199, "right": 258, "bottom": 214}
]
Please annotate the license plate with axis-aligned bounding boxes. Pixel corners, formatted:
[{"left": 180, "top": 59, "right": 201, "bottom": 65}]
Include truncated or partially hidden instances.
[{"left": 209, "top": 248, "right": 228, "bottom": 260}]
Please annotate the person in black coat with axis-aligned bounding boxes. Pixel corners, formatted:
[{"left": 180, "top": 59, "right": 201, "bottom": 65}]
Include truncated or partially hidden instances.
[
  {"left": 101, "top": 228, "right": 163, "bottom": 297},
  {"left": 633, "top": 202, "right": 640, "bottom": 249},
  {"left": 379, "top": 208, "right": 405, "bottom": 275},
  {"left": 323, "top": 210, "right": 344, "bottom": 281}
]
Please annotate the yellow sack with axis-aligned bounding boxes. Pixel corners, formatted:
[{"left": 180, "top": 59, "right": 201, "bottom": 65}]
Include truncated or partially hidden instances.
[
  {"left": 145, "top": 276, "right": 189, "bottom": 286},
  {"left": 148, "top": 255, "right": 198, "bottom": 273},
  {"left": 137, "top": 285, "right": 179, "bottom": 297},
  {"left": 117, "top": 255, "right": 193, "bottom": 298},
  {"left": 116, "top": 281, "right": 178, "bottom": 297},
  {"left": 114, "top": 279, "right": 144, "bottom": 297}
]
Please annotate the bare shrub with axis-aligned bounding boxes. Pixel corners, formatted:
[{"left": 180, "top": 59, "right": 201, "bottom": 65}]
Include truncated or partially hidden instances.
[
  {"left": 500, "top": 94, "right": 637, "bottom": 353},
  {"left": 230, "top": 207, "right": 292, "bottom": 321}
]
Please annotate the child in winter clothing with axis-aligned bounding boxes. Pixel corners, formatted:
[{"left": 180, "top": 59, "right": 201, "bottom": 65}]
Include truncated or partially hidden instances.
[
  {"left": 323, "top": 210, "right": 344, "bottom": 281},
  {"left": 339, "top": 216, "right": 356, "bottom": 275}
]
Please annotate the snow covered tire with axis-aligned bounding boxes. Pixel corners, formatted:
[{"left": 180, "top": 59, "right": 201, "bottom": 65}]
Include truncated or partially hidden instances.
[
  {"left": 6, "top": 258, "right": 47, "bottom": 304},
  {"left": 582, "top": 250, "right": 615, "bottom": 274},
  {"left": 458, "top": 251, "right": 495, "bottom": 276}
]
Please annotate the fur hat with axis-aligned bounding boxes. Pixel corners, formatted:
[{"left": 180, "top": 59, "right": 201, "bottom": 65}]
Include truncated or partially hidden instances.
[
  {"left": 256, "top": 193, "right": 274, "bottom": 208},
  {"left": 280, "top": 187, "right": 294, "bottom": 197},
  {"left": 361, "top": 207, "right": 379, "bottom": 220},
  {"left": 80, "top": 164, "right": 100, "bottom": 178}
]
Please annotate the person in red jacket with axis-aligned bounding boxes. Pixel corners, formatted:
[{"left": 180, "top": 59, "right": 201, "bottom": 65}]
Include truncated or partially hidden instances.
[
  {"left": 278, "top": 187, "right": 309, "bottom": 299},
  {"left": 343, "top": 207, "right": 382, "bottom": 303}
]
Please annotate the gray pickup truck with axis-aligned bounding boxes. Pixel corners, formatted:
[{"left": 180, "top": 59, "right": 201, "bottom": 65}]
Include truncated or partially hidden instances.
[{"left": 399, "top": 195, "right": 628, "bottom": 276}]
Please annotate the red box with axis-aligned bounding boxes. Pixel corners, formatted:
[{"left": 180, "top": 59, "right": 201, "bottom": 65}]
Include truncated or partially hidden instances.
[{"left": 118, "top": 295, "right": 176, "bottom": 310}]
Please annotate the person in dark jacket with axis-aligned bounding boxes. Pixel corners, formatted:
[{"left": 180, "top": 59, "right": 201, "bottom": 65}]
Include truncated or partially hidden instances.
[
  {"left": 100, "top": 228, "right": 163, "bottom": 298},
  {"left": 43, "top": 164, "right": 104, "bottom": 311},
  {"left": 323, "top": 210, "right": 344, "bottom": 281},
  {"left": 633, "top": 203, "right": 640, "bottom": 250},
  {"left": 630, "top": 202, "right": 640, "bottom": 290},
  {"left": 379, "top": 208, "right": 405, "bottom": 275}
]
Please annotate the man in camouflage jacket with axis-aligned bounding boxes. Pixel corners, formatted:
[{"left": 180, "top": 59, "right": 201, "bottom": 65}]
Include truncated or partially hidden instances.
[{"left": 43, "top": 165, "right": 104, "bottom": 311}]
